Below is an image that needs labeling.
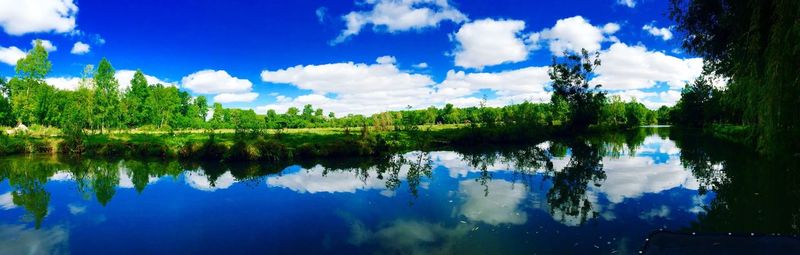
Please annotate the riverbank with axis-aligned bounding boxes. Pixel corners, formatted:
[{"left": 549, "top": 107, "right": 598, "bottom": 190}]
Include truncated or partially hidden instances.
[{"left": 0, "top": 124, "right": 557, "bottom": 161}]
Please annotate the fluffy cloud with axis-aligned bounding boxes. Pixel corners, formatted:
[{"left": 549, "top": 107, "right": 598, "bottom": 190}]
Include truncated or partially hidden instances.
[
  {"left": 439, "top": 66, "right": 550, "bottom": 99},
  {"left": 333, "top": 0, "right": 468, "bottom": 44},
  {"left": 259, "top": 56, "right": 435, "bottom": 114},
  {"left": 643, "top": 23, "right": 673, "bottom": 40},
  {"left": 0, "top": 0, "right": 78, "bottom": 35},
  {"left": 609, "top": 89, "right": 682, "bottom": 109},
  {"left": 532, "top": 16, "right": 619, "bottom": 56},
  {"left": 181, "top": 69, "right": 253, "bottom": 94},
  {"left": 70, "top": 41, "right": 90, "bottom": 54},
  {"left": 44, "top": 77, "right": 82, "bottom": 90},
  {"left": 213, "top": 92, "right": 259, "bottom": 103},
  {"left": 453, "top": 19, "right": 529, "bottom": 69},
  {"left": 0, "top": 45, "right": 25, "bottom": 66},
  {"left": 0, "top": 192, "right": 16, "bottom": 210},
  {"left": 259, "top": 56, "right": 556, "bottom": 114},
  {"left": 31, "top": 39, "right": 56, "bottom": 52},
  {"left": 593, "top": 42, "right": 703, "bottom": 90}
]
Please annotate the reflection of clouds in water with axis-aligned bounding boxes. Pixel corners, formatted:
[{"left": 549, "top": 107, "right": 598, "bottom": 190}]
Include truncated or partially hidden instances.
[
  {"left": 68, "top": 203, "right": 86, "bottom": 215},
  {"left": 184, "top": 169, "right": 236, "bottom": 191},
  {"left": 48, "top": 171, "right": 73, "bottom": 181},
  {"left": 431, "top": 151, "right": 508, "bottom": 178},
  {"left": 591, "top": 156, "right": 699, "bottom": 203},
  {"left": 638, "top": 135, "right": 681, "bottom": 155},
  {"left": 459, "top": 179, "right": 527, "bottom": 225},
  {"left": 640, "top": 205, "right": 670, "bottom": 220},
  {"left": 0, "top": 224, "right": 69, "bottom": 255},
  {"left": 266, "top": 164, "right": 413, "bottom": 194},
  {"left": 349, "top": 219, "right": 471, "bottom": 255},
  {"left": 0, "top": 192, "right": 16, "bottom": 210},
  {"left": 688, "top": 194, "right": 709, "bottom": 214},
  {"left": 118, "top": 167, "right": 160, "bottom": 189}
]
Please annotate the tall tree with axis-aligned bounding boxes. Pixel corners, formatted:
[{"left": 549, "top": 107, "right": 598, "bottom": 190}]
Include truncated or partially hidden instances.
[
  {"left": 9, "top": 40, "right": 52, "bottom": 125},
  {"left": 548, "top": 49, "right": 606, "bottom": 130},
  {"left": 123, "top": 70, "right": 150, "bottom": 127},
  {"left": 93, "top": 58, "right": 121, "bottom": 132}
]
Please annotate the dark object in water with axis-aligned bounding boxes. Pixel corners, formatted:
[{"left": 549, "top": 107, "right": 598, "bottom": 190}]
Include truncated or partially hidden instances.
[{"left": 641, "top": 231, "right": 800, "bottom": 255}]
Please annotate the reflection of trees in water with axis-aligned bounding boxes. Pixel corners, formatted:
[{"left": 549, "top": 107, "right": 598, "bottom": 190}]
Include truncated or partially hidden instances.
[
  {"left": 672, "top": 130, "right": 800, "bottom": 234},
  {"left": 0, "top": 158, "right": 60, "bottom": 229},
  {"left": 545, "top": 140, "right": 606, "bottom": 226}
]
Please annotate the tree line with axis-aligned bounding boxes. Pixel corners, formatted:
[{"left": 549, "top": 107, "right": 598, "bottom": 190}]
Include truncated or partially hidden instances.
[{"left": 0, "top": 40, "right": 672, "bottom": 137}]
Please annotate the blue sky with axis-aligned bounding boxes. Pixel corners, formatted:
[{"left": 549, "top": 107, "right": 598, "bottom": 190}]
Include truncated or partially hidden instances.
[{"left": 0, "top": 0, "right": 701, "bottom": 115}]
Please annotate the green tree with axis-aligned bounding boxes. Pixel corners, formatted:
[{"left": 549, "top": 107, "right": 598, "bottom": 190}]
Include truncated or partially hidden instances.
[
  {"left": 123, "top": 70, "right": 150, "bottom": 127},
  {"left": 93, "top": 58, "right": 121, "bottom": 132},
  {"left": 548, "top": 49, "right": 606, "bottom": 129},
  {"left": 9, "top": 40, "right": 52, "bottom": 125}
]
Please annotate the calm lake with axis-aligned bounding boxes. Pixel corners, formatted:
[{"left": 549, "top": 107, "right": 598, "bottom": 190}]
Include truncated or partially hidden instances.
[{"left": 1, "top": 128, "right": 798, "bottom": 254}]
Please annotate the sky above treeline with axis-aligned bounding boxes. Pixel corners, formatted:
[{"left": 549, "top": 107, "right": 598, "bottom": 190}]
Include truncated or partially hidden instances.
[{"left": 0, "top": 0, "right": 702, "bottom": 115}]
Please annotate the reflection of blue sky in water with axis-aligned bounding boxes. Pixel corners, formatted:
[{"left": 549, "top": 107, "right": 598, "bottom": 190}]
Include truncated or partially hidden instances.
[{"left": 0, "top": 134, "right": 728, "bottom": 254}]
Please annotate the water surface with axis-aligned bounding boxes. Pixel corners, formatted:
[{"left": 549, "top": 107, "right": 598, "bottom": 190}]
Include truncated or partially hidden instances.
[{"left": 1, "top": 128, "right": 798, "bottom": 254}]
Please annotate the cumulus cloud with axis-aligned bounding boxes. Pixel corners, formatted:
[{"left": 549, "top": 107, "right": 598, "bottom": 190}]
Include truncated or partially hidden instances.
[
  {"left": 213, "top": 92, "right": 259, "bottom": 103},
  {"left": 609, "top": 89, "right": 682, "bottom": 109},
  {"left": 0, "top": 0, "right": 78, "bottom": 35},
  {"left": 181, "top": 69, "right": 253, "bottom": 94},
  {"left": 31, "top": 39, "right": 56, "bottom": 52},
  {"left": 643, "top": 23, "right": 673, "bottom": 40},
  {"left": 44, "top": 77, "right": 82, "bottom": 90},
  {"left": 592, "top": 42, "right": 703, "bottom": 90},
  {"left": 70, "top": 41, "right": 90, "bottom": 54},
  {"left": 453, "top": 19, "right": 529, "bottom": 69},
  {"left": 531, "top": 16, "right": 620, "bottom": 56},
  {"left": 258, "top": 56, "right": 556, "bottom": 114},
  {"left": 0, "top": 45, "right": 25, "bottom": 66},
  {"left": 333, "top": 0, "right": 468, "bottom": 44},
  {"left": 413, "top": 62, "right": 428, "bottom": 68}
]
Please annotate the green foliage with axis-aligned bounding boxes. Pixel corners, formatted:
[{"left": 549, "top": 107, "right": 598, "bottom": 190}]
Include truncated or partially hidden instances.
[
  {"left": 669, "top": 0, "right": 800, "bottom": 153},
  {"left": 548, "top": 49, "right": 606, "bottom": 129},
  {"left": 93, "top": 58, "right": 121, "bottom": 131}
]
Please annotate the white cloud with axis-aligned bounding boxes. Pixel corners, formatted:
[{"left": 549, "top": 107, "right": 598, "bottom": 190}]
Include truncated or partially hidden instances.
[
  {"left": 333, "top": 0, "right": 468, "bottom": 44},
  {"left": 609, "top": 89, "right": 683, "bottom": 109},
  {"left": 0, "top": 45, "right": 25, "bottom": 66},
  {"left": 0, "top": 0, "right": 78, "bottom": 35},
  {"left": 593, "top": 42, "right": 703, "bottom": 90},
  {"left": 533, "top": 16, "right": 619, "bottom": 56},
  {"left": 213, "top": 92, "right": 259, "bottom": 103},
  {"left": 453, "top": 19, "right": 529, "bottom": 69},
  {"left": 184, "top": 169, "right": 236, "bottom": 191},
  {"left": 31, "top": 39, "right": 56, "bottom": 52},
  {"left": 438, "top": 66, "right": 550, "bottom": 100},
  {"left": 617, "top": 0, "right": 636, "bottom": 8},
  {"left": 413, "top": 62, "right": 428, "bottom": 68},
  {"left": 115, "top": 69, "right": 176, "bottom": 91},
  {"left": 70, "top": 41, "right": 90, "bottom": 54},
  {"left": 376, "top": 55, "right": 396, "bottom": 64},
  {"left": 591, "top": 155, "right": 699, "bottom": 204},
  {"left": 181, "top": 69, "right": 252, "bottom": 94},
  {"left": 459, "top": 179, "right": 527, "bottom": 225},
  {"left": 259, "top": 56, "right": 557, "bottom": 114},
  {"left": 643, "top": 23, "right": 673, "bottom": 40},
  {"left": 44, "top": 77, "right": 82, "bottom": 90},
  {"left": 259, "top": 56, "right": 435, "bottom": 115}
]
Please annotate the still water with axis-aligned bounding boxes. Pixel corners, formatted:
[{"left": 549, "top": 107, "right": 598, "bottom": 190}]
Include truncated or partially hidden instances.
[{"left": 1, "top": 128, "right": 798, "bottom": 254}]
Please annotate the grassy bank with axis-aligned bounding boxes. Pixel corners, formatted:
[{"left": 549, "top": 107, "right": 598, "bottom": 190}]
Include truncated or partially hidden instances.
[{"left": 0, "top": 124, "right": 555, "bottom": 161}]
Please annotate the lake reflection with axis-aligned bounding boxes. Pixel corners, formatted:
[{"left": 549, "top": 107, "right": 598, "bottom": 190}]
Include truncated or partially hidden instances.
[{"left": 1, "top": 128, "right": 798, "bottom": 254}]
